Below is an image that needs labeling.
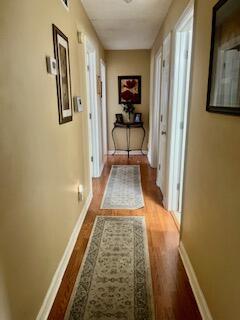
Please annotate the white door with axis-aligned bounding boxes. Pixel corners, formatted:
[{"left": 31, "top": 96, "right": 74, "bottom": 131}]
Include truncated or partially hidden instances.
[
  {"left": 86, "top": 46, "right": 100, "bottom": 177},
  {"left": 86, "top": 52, "right": 94, "bottom": 176},
  {"left": 157, "top": 33, "right": 171, "bottom": 197},
  {"left": 167, "top": 3, "right": 194, "bottom": 222},
  {"left": 175, "top": 27, "right": 192, "bottom": 213}
]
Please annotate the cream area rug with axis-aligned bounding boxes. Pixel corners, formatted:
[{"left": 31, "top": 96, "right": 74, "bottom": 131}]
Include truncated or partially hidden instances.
[
  {"left": 101, "top": 165, "right": 144, "bottom": 210},
  {"left": 65, "top": 216, "right": 154, "bottom": 320}
]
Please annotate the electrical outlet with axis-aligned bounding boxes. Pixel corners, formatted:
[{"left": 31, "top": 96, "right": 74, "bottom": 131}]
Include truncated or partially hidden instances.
[{"left": 78, "top": 185, "right": 84, "bottom": 202}]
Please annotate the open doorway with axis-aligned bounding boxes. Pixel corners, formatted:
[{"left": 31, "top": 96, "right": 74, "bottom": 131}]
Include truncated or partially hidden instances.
[{"left": 167, "top": 1, "right": 194, "bottom": 225}]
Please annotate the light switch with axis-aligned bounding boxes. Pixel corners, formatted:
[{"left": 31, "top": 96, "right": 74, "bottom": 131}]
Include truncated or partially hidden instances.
[{"left": 78, "top": 185, "right": 83, "bottom": 201}]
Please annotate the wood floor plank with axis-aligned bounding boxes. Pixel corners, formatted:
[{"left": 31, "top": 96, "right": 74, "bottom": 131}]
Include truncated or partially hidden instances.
[{"left": 48, "top": 155, "right": 202, "bottom": 320}]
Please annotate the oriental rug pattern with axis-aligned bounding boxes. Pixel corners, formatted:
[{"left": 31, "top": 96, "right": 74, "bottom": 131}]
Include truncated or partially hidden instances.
[
  {"left": 100, "top": 165, "right": 144, "bottom": 210},
  {"left": 65, "top": 216, "right": 154, "bottom": 320}
]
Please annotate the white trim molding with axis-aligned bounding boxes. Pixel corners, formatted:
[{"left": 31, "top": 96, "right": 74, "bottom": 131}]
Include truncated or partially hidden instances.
[
  {"left": 108, "top": 150, "right": 148, "bottom": 156},
  {"left": 164, "top": 0, "right": 194, "bottom": 212},
  {"left": 100, "top": 59, "right": 108, "bottom": 156},
  {"left": 179, "top": 242, "right": 213, "bottom": 320},
  {"left": 170, "top": 211, "right": 180, "bottom": 231},
  {"left": 98, "top": 159, "right": 105, "bottom": 178},
  {"left": 36, "top": 191, "right": 93, "bottom": 320},
  {"left": 85, "top": 37, "right": 103, "bottom": 178},
  {"left": 150, "top": 48, "right": 162, "bottom": 169}
]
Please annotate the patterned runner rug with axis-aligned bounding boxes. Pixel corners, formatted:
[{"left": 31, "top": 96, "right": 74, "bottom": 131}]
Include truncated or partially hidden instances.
[
  {"left": 65, "top": 216, "right": 154, "bottom": 320},
  {"left": 101, "top": 165, "right": 144, "bottom": 209}
]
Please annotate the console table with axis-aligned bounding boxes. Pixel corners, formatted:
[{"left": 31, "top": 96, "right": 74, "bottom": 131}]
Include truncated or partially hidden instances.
[{"left": 112, "top": 122, "right": 146, "bottom": 158}]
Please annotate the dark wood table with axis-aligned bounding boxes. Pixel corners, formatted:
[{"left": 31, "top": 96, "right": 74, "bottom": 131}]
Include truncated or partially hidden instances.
[{"left": 112, "top": 122, "right": 146, "bottom": 158}]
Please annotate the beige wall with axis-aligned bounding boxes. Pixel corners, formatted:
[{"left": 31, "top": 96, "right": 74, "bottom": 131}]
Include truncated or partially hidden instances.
[
  {"left": 0, "top": 1, "right": 104, "bottom": 319},
  {"left": 151, "top": 0, "right": 240, "bottom": 319},
  {"left": 106, "top": 50, "right": 150, "bottom": 151}
]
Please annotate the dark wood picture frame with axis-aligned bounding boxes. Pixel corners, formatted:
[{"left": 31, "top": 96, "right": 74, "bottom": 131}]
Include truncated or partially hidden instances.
[
  {"left": 118, "top": 76, "right": 142, "bottom": 104},
  {"left": 97, "top": 76, "right": 102, "bottom": 97},
  {"left": 53, "top": 24, "right": 73, "bottom": 124},
  {"left": 206, "top": 0, "right": 240, "bottom": 115},
  {"left": 61, "top": 0, "right": 69, "bottom": 9},
  {"left": 115, "top": 113, "right": 124, "bottom": 124},
  {"left": 134, "top": 113, "right": 142, "bottom": 123}
]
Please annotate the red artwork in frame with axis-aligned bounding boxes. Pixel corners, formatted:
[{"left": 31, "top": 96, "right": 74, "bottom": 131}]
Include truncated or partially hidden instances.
[{"left": 118, "top": 76, "right": 142, "bottom": 104}]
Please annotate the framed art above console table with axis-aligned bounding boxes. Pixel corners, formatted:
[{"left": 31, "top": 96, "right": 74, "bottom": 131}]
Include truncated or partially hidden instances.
[{"left": 118, "top": 76, "right": 142, "bottom": 104}]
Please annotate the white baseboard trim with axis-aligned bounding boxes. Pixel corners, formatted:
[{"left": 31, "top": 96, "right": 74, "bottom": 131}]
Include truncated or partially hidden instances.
[
  {"left": 170, "top": 212, "right": 180, "bottom": 231},
  {"left": 99, "top": 160, "right": 105, "bottom": 177},
  {"left": 36, "top": 191, "right": 93, "bottom": 320},
  {"left": 162, "top": 198, "right": 167, "bottom": 209},
  {"left": 179, "top": 242, "right": 213, "bottom": 320},
  {"left": 108, "top": 150, "right": 148, "bottom": 155},
  {"left": 147, "top": 152, "right": 152, "bottom": 166}
]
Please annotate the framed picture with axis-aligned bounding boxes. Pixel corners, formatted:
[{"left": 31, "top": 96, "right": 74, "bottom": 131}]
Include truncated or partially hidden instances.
[
  {"left": 97, "top": 76, "right": 102, "bottom": 97},
  {"left": 115, "top": 113, "right": 124, "bottom": 124},
  {"left": 134, "top": 113, "right": 142, "bottom": 123},
  {"left": 53, "top": 24, "right": 73, "bottom": 124},
  {"left": 61, "top": 0, "right": 69, "bottom": 10},
  {"left": 207, "top": 0, "right": 240, "bottom": 115},
  {"left": 118, "top": 76, "right": 141, "bottom": 104}
]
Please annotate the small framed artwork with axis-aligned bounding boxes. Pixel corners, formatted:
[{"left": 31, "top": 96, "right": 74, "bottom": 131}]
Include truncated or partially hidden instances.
[
  {"left": 115, "top": 113, "right": 124, "bottom": 124},
  {"left": 53, "top": 24, "right": 73, "bottom": 124},
  {"left": 97, "top": 76, "right": 102, "bottom": 97},
  {"left": 61, "top": 0, "right": 69, "bottom": 10},
  {"left": 134, "top": 113, "right": 142, "bottom": 123},
  {"left": 118, "top": 76, "right": 141, "bottom": 104},
  {"left": 207, "top": 0, "right": 240, "bottom": 115}
]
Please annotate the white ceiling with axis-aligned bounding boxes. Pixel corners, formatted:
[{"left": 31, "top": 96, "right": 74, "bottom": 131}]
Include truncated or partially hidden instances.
[{"left": 81, "top": 0, "right": 173, "bottom": 50}]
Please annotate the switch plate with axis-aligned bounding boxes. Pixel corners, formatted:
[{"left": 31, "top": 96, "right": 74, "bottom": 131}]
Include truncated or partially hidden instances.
[
  {"left": 74, "top": 96, "right": 83, "bottom": 112},
  {"left": 78, "top": 185, "right": 84, "bottom": 201},
  {"left": 46, "top": 56, "right": 57, "bottom": 75}
]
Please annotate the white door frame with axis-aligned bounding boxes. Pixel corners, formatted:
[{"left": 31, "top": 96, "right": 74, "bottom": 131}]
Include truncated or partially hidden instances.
[
  {"left": 165, "top": 0, "right": 194, "bottom": 221},
  {"left": 100, "top": 59, "right": 108, "bottom": 156},
  {"left": 150, "top": 49, "right": 162, "bottom": 168},
  {"left": 84, "top": 37, "right": 101, "bottom": 178}
]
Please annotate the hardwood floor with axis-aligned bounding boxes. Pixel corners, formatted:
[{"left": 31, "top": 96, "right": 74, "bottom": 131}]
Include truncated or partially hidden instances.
[{"left": 48, "top": 155, "right": 202, "bottom": 320}]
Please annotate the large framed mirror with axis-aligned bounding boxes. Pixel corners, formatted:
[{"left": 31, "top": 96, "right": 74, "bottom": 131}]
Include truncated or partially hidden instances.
[{"left": 207, "top": 0, "right": 240, "bottom": 115}]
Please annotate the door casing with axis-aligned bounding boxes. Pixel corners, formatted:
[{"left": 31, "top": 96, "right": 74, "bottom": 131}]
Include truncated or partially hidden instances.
[
  {"left": 165, "top": 0, "right": 194, "bottom": 223},
  {"left": 100, "top": 59, "right": 108, "bottom": 156},
  {"left": 85, "top": 38, "right": 102, "bottom": 178},
  {"left": 150, "top": 49, "right": 162, "bottom": 168}
]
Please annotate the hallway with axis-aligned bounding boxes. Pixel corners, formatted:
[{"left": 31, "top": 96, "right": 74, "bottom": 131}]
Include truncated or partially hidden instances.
[
  {"left": 1, "top": 0, "right": 239, "bottom": 319},
  {"left": 49, "top": 156, "right": 201, "bottom": 320}
]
